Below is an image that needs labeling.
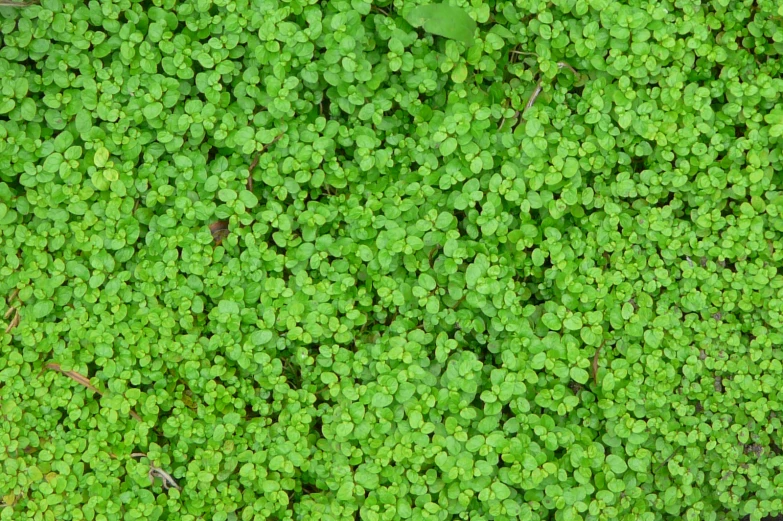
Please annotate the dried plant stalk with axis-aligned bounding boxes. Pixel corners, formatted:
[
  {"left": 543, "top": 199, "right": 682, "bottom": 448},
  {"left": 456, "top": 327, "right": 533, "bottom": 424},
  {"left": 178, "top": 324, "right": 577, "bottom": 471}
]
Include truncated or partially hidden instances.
[
  {"left": 524, "top": 80, "right": 544, "bottom": 112},
  {"left": 4, "top": 310, "right": 19, "bottom": 333},
  {"left": 557, "top": 61, "right": 579, "bottom": 76},
  {"left": 523, "top": 61, "right": 581, "bottom": 113},
  {"left": 45, "top": 363, "right": 142, "bottom": 421},
  {"left": 4, "top": 288, "right": 20, "bottom": 329},
  {"left": 46, "top": 363, "right": 102, "bottom": 394},
  {"left": 131, "top": 453, "right": 181, "bottom": 490},
  {"left": 592, "top": 341, "right": 606, "bottom": 386},
  {"left": 149, "top": 467, "right": 181, "bottom": 490}
]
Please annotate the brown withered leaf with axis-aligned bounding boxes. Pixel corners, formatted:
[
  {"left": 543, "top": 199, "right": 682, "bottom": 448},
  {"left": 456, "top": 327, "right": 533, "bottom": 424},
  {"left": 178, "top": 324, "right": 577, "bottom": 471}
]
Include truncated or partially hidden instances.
[{"left": 209, "top": 220, "right": 230, "bottom": 245}]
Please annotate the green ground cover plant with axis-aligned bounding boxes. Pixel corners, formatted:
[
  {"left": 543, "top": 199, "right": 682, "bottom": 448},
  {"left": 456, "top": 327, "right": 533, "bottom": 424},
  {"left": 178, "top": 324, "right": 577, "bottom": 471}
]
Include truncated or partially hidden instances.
[{"left": 2, "top": 0, "right": 783, "bottom": 519}]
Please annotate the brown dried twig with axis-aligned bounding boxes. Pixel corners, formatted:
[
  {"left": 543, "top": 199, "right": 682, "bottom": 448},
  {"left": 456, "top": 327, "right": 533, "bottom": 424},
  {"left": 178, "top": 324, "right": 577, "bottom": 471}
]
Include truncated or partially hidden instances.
[
  {"left": 4, "top": 311, "right": 19, "bottom": 333},
  {"left": 524, "top": 80, "right": 544, "bottom": 112},
  {"left": 4, "top": 289, "right": 20, "bottom": 333},
  {"left": 131, "top": 453, "right": 181, "bottom": 490},
  {"left": 428, "top": 246, "right": 440, "bottom": 268},
  {"left": 46, "top": 363, "right": 101, "bottom": 394},
  {"left": 149, "top": 468, "right": 181, "bottom": 490},
  {"left": 556, "top": 61, "right": 579, "bottom": 76},
  {"left": 524, "top": 62, "right": 582, "bottom": 114},
  {"left": 45, "top": 363, "right": 143, "bottom": 422}
]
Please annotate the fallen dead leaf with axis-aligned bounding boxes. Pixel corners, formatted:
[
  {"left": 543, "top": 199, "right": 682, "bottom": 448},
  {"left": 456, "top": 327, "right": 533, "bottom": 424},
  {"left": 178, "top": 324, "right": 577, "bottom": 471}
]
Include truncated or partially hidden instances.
[{"left": 209, "top": 220, "right": 230, "bottom": 245}]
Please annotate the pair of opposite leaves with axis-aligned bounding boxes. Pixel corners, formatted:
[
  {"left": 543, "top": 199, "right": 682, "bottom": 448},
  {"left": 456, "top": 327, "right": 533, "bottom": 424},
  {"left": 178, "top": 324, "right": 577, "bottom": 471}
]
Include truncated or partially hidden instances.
[{"left": 404, "top": 4, "right": 477, "bottom": 47}]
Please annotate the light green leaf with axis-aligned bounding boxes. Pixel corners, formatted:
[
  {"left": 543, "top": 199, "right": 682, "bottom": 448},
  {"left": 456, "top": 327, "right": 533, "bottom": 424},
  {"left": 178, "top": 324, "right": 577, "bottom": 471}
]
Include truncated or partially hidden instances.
[
  {"left": 563, "top": 315, "right": 582, "bottom": 331},
  {"left": 606, "top": 454, "right": 628, "bottom": 474},
  {"left": 570, "top": 367, "right": 589, "bottom": 384},
  {"left": 94, "top": 147, "right": 110, "bottom": 168},
  {"left": 33, "top": 300, "right": 54, "bottom": 319},
  {"left": 355, "top": 469, "right": 379, "bottom": 490},
  {"left": 491, "top": 481, "right": 511, "bottom": 500},
  {"left": 419, "top": 273, "right": 437, "bottom": 291},
  {"left": 542, "top": 313, "right": 561, "bottom": 331},
  {"left": 405, "top": 4, "right": 476, "bottom": 47},
  {"left": 466, "top": 267, "right": 481, "bottom": 289},
  {"left": 336, "top": 481, "right": 354, "bottom": 501}
]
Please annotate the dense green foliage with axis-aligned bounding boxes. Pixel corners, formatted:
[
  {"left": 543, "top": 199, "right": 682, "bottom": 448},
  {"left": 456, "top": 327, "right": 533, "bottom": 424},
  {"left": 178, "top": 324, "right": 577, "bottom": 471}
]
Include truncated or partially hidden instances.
[{"left": 2, "top": 0, "right": 783, "bottom": 519}]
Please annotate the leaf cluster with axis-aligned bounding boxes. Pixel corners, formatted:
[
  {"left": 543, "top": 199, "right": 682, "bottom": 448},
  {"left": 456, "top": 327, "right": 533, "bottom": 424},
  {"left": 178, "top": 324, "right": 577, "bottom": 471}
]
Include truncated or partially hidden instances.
[{"left": 2, "top": 0, "right": 783, "bottom": 520}]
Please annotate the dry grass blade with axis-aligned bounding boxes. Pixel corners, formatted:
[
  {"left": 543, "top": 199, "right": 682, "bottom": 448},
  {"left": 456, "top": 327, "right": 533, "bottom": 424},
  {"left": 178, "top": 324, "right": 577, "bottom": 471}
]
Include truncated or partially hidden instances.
[
  {"left": 132, "top": 453, "right": 181, "bottom": 490},
  {"left": 4, "top": 286, "right": 18, "bottom": 322},
  {"left": 45, "top": 363, "right": 143, "bottom": 422},
  {"left": 46, "top": 363, "right": 102, "bottom": 394},
  {"left": 557, "top": 61, "right": 579, "bottom": 76},
  {"left": 510, "top": 50, "right": 539, "bottom": 58},
  {"left": 524, "top": 80, "right": 544, "bottom": 112},
  {"left": 4, "top": 309, "right": 19, "bottom": 333},
  {"left": 0, "top": 0, "right": 38, "bottom": 5},
  {"left": 149, "top": 467, "right": 181, "bottom": 490}
]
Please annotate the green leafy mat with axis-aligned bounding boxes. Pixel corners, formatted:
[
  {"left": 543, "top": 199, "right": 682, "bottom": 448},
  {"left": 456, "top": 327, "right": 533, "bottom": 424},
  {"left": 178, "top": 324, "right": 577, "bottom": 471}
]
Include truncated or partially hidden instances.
[{"left": 2, "top": 0, "right": 783, "bottom": 520}]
